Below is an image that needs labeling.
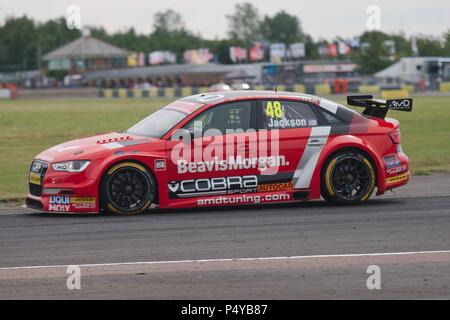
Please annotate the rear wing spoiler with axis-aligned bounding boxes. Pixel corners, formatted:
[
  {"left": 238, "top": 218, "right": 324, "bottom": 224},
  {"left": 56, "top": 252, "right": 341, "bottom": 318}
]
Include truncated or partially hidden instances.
[{"left": 347, "top": 95, "right": 412, "bottom": 119}]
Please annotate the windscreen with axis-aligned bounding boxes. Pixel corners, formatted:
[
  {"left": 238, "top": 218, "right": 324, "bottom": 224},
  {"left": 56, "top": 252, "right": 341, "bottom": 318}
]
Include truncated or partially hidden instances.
[{"left": 126, "top": 101, "right": 204, "bottom": 138}]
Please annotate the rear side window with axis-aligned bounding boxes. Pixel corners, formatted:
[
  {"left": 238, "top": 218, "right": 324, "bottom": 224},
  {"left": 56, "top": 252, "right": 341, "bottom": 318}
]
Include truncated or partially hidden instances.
[
  {"left": 320, "top": 109, "right": 346, "bottom": 125},
  {"left": 260, "top": 100, "right": 319, "bottom": 130}
]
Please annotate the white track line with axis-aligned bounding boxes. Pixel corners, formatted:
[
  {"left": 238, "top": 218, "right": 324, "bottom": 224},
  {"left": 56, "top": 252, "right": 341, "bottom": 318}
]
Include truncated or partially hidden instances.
[{"left": 1, "top": 250, "right": 449, "bottom": 271}]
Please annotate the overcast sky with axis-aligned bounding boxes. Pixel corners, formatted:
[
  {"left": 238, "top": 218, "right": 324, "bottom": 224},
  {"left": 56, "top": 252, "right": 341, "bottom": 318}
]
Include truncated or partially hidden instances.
[{"left": 0, "top": 0, "right": 448, "bottom": 40}]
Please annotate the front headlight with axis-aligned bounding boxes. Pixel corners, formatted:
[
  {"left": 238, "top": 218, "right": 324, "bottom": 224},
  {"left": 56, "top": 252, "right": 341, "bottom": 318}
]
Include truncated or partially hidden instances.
[{"left": 52, "top": 160, "right": 91, "bottom": 172}]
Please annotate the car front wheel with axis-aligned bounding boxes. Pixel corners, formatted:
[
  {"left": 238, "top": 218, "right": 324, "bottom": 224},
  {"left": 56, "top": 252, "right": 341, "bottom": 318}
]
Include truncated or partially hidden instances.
[{"left": 100, "top": 162, "right": 155, "bottom": 214}]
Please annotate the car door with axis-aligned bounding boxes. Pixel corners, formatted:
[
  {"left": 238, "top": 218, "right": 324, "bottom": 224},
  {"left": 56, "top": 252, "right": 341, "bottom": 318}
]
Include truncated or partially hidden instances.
[
  {"left": 256, "top": 99, "right": 328, "bottom": 193},
  {"left": 165, "top": 100, "right": 261, "bottom": 203}
]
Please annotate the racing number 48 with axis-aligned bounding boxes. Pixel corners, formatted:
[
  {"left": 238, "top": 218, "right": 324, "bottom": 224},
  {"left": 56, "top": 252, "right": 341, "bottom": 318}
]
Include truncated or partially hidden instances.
[{"left": 266, "top": 101, "right": 283, "bottom": 119}]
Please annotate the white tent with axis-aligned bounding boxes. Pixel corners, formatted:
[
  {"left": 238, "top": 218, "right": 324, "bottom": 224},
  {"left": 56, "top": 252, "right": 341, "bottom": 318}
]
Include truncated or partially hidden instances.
[{"left": 375, "top": 57, "right": 450, "bottom": 86}]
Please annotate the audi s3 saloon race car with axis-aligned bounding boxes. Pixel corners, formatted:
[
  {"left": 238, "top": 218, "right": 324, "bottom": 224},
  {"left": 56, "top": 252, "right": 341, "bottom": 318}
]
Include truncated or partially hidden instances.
[{"left": 26, "top": 91, "right": 412, "bottom": 214}]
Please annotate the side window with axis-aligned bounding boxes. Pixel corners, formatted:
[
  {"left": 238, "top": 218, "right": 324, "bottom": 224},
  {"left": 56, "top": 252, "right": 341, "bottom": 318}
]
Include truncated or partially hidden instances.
[
  {"left": 319, "top": 108, "right": 346, "bottom": 125},
  {"left": 184, "top": 101, "right": 252, "bottom": 134},
  {"left": 260, "top": 100, "right": 319, "bottom": 130}
]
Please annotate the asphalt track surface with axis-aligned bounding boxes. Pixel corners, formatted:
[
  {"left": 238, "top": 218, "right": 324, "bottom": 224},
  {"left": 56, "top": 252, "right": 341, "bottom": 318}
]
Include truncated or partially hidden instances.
[{"left": 0, "top": 174, "right": 449, "bottom": 299}]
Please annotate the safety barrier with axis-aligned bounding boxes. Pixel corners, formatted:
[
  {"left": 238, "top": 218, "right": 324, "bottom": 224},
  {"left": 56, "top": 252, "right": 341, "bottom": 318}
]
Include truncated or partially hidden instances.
[
  {"left": 439, "top": 82, "right": 450, "bottom": 93},
  {"left": 253, "top": 84, "right": 306, "bottom": 93},
  {"left": 380, "top": 89, "right": 410, "bottom": 99},
  {"left": 0, "top": 87, "right": 18, "bottom": 99},
  {"left": 358, "top": 85, "right": 380, "bottom": 94},
  {"left": 99, "top": 87, "right": 212, "bottom": 98},
  {"left": 314, "top": 84, "right": 331, "bottom": 95},
  {"left": 400, "top": 84, "right": 415, "bottom": 94},
  {"left": 99, "top": 85, "right": 306, "bottom": 98}
]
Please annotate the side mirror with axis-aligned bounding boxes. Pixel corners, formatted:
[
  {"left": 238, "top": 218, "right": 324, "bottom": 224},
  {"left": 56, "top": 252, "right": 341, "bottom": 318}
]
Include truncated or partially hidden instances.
[{"left": 170, "top": 128, "right": 203, "bottom": 145}]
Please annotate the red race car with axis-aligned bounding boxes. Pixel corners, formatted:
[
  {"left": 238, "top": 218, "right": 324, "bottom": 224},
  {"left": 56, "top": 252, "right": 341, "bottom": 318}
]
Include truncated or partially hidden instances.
[{"left": 26, "top": 91, "right": 412, "bottom": 214}]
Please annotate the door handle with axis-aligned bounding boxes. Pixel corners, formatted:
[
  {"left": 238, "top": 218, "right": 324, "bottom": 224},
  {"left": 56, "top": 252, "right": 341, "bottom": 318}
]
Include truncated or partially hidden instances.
[{"left": 308, "top": 139, "right": 324, "bottom": 146}]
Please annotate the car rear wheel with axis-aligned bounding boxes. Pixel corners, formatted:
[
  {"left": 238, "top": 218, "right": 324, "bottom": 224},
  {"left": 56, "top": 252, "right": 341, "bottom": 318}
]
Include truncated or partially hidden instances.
[
  {"left": 321, "top": 152, "right": 376, "bottom": 205},
  {"left": 100, "top": 162, "right": 156, "bottom": 214}
]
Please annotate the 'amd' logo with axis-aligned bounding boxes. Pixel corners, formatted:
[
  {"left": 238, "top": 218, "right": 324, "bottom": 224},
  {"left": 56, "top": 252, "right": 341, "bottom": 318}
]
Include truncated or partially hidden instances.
[{"left": 387, "top": 99, "right": 412, "bottom": 111}]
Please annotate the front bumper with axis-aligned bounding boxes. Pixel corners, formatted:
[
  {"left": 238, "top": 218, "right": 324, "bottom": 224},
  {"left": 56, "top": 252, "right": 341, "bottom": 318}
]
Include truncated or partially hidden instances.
[{"left": 26, "top": 160, "right": 100, "bottom": 214}]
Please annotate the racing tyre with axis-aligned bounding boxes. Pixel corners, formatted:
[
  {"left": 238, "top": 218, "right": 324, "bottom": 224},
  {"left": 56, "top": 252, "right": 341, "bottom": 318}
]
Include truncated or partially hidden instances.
[
  {"left": 100, "top": 162, "right": 156, "bottom": 215},
  {"left": 321, "top": 152, "right": 376, "bottom": 205}
]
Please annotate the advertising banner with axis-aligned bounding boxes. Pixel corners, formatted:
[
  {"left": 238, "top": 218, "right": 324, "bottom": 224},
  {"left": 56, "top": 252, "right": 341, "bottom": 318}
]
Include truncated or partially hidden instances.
[
  {"left": 270, "top": 43, "right": 286, "bottom": 63},
  {"left": 249, "top": 42, "right": 264, "bottom": 62},
  {"left": 230, "top": 46, "right": 248, "bottom": 63},
  {"left": 289, "top": 42, "right": 305, "bottom": 59},
  {"left": 184, "top": 48, "right": 213, "bottom": 64},
  {"left": 149, "top": 51, "right": 177, "bottom": 65}
]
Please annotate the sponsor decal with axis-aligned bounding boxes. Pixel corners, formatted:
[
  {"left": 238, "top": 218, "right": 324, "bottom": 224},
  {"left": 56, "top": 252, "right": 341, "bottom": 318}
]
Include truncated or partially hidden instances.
[
  {"left": 387, "top": 165, "right": 407, "bottom": 175},
  {"left": 387, "top": 99, "right": 412, "bottom": 111},
  {"left": 197, "top": 193, "right": 291, "bottom": 206},
  {"left": 97, "top": 136, "right": 133, "bottom": 144},
  {"left": 384, "top": 154, "right": 402, "bottom": 173},
  {"left": 48, "top": 195, "right": 96, "bottom": 211},
  {"left": 101, "top": 138, "right": 147, "bottom": 150},
  {"left": 71, "top": 197, "right": 96, "bottom": 209},
  {"left": 268, "top": 118, "right": 310, "bottom": 128},
  {"left": 171, "top": 124, "right": 282, "bottom": 175},
  {"left": 29, "top": 172, "right": 41, "bottom": 185},
  {"left": 385, "top": 159, "right": 401, "bottom": 169},
  {"left": 386, "top": 172, "right": 409, "bottom": 184},
  {"left": 384, "top": 154, "right": 407, "bottom": 174},
  {"left": 383, "top": 154, "right": 397, "bottom": 162},
  {"left": 300, "top": 96, "right": 321, "bottom": 106},
  {"left": 177, "top": 155, "right": 288, "bottom": 174},
  {"left": 49, "top": 204, "right": 70, "bottom": 212},
  {"left": 169, "top": 175, "right": 258, "bottom": 198},
  {"left": 49, "top": 195, "right": 71, "bottom": 212},
  {"left": 50, "top": 195, "right": 70, "bottom": 204},
  {"left": 264, "top": 100, "right": 318, "bottom": 128},
  {"left": 154, "top": 159, "right": 166, "bottom": 171},
  {"left": 258, "top": 182, "right": 293, "bottom": 192},
  {"left": 188, "top": 94, "right": 224, "bottom": 103}
]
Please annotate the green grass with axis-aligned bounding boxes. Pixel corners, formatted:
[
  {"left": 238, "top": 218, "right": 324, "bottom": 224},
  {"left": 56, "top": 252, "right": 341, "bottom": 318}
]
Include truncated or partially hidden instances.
[
  {"left": 0, "top": 98, "right": 167, "bottom": 201},
  {"left": 0, "top": 96, "right": 449, "bottom": 201}
]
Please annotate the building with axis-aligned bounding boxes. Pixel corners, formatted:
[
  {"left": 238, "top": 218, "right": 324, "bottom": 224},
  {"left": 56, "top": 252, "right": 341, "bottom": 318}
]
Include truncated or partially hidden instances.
[
  {"left": 43, "top": 35, "right": 129, "bottom": 74},
  {"left": 83, "top": 63, "right": 258, "bottom": 88},
  {"left": 261, "top": 60, "right": 358, "bottom": 85},
  {"left": 375, "top": 57, "right": 450, "bottom": 89}
]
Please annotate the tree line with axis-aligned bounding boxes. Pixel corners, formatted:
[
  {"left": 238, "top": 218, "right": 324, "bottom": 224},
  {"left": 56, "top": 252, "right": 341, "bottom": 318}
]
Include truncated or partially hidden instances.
[{"left": 0, "top": 2, "right": 449, "bottom": 74}]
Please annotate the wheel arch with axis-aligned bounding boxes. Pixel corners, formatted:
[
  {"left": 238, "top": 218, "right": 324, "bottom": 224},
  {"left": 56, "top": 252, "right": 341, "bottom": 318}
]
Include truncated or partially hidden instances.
[
  {"left": 315, "top": 140, "right": 386, "bottom": 197},
  {"left": 98, "top": 159, "right": 159, "bottom": 212},
  {"left": 320, "top": 146, "right": 378, "bottom": 183}
]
